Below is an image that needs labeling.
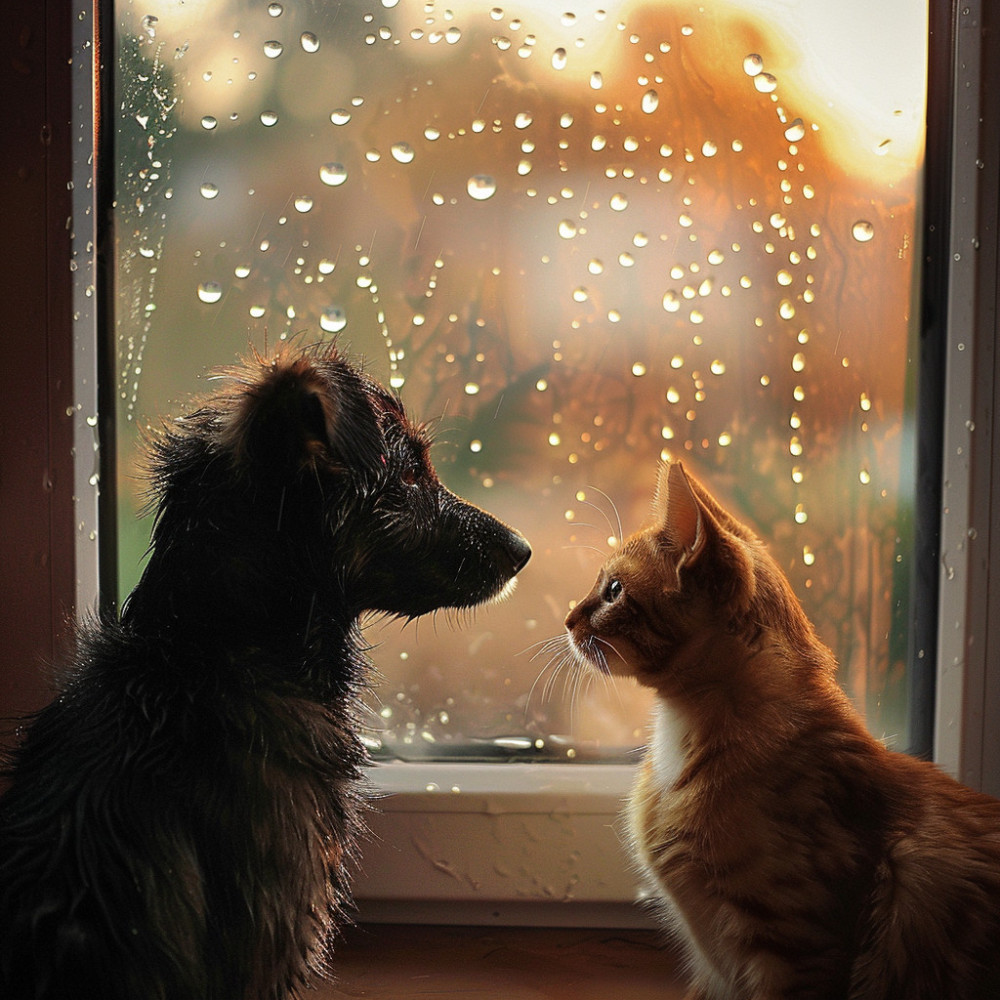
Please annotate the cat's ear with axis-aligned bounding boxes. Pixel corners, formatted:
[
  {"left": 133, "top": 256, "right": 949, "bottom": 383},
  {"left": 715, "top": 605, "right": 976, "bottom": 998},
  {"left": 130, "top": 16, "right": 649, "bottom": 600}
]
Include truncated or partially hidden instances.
[{"left": 655, "top": 462, "right": 706, "bottom": 566}]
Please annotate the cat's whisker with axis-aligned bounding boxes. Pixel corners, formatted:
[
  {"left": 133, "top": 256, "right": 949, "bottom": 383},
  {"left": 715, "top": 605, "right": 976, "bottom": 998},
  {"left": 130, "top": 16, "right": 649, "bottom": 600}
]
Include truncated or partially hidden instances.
[{"left": 583, "top": 485, "right": 624, "bottom": 545}]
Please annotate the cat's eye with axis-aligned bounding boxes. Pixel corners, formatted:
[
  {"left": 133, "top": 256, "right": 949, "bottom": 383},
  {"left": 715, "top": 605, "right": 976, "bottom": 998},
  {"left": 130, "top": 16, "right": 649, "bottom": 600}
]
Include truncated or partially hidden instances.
[{"left": 604, "top": 579, "right": 624, "bottom": 603}]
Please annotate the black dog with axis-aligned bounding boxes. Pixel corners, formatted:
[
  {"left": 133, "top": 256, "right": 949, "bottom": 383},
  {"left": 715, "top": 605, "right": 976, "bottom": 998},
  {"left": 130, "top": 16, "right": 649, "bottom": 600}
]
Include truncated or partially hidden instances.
[{"left": 0, "top": 344, "right": 530, "bottom": 1000}]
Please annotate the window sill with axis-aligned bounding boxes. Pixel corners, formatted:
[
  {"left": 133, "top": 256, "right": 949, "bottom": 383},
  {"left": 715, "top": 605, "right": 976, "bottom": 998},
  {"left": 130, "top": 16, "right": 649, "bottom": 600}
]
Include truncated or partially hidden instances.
[{"left": 353, "top": 762, "right": 653, "bottom": 928}]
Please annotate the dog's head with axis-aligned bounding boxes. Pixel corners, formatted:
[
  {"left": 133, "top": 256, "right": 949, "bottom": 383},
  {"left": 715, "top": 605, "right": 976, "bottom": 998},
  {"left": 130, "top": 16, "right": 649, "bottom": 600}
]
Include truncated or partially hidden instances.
[{"left": 145, "top": 343, "right": 529, "bottom": 622}]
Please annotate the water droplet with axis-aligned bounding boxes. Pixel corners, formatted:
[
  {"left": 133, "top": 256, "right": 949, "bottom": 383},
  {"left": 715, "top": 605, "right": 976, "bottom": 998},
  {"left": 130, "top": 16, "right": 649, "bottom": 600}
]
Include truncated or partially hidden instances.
[
  {"left": 779, "top": 299, "right": 796, "bottom": 320},
  {"left": 559, "top": 219, "right": 577, "bottom": 240},
  {"left": 391, "top": 142, "right": 415, "bottom": 163},
  {"left": 267, "top": 2, "right": 283, "bottom": 15},
  {"left": 320, "top": 163, "right": 347, "bottom": 186},
  {"left": 197, "top": 282, "right": 223, "bottom": 304},
  {"left": 465, "top": 382, "right": 481, "bottom": 395},
  {"left": 852, "top": 220, "right": 874, "bottom": 243},
  {"left": 590, "top": 71, "right": 604, "bottom": 90},
  {"left": 249, "top": 305, "right": 266, "bottom": 318},
  {"left": 294, "top": 196, "right": 313, "bottom": 213},
  {"left": 572, "top": 287, "right": 589, "bottom": 302},
  {"left": 234, "top": 264, "right": 251, "bottom": 278},
  {"left": 609, "top": 193, "right": 628, "bottom": 211},
  {"left": 300, "top": 32, "right": 320, "bottom": 53},
  {"left": 559, "top": 113, "right": 573, "bottom": 128},
  {"left": 754, "top": 73, "right": 777, "bottom": 93},
  {"left": 662, "top": 290, "right": 680, "bottom": 313},
  {"left": 784, "top": 118, "right": 805, "bottom": 142},
  {"left": 201, "top": 115, "right": 218, "bottom": 130},
  {"left": 320, "top": 306, "right": 347, "bottom": 333},
  {"left": 618, "top": 252, "right": 635, "bottom": 267},
  {"left": 200, "top": 182, "right": 219, "bottom": 199},
  {"left": 515, "top": 112, "right": 533, "bottom": 128},
  {"left": 591, "top": 135, "right": 607, "bottom": 151},
  {"left": 791, "top": 351, "right": 806, "bottom": 372},
  {"left": 330, "top": 109, "right": 352, "bottom": 125},
  {"left": 263, "top": 40, "right": 284, "bottom": 58},
  {"left": 552, "top": 47, "right": 567, "bottom": 70},
  {"left": 777, "top": 269, "right": 793, "bottom": 286},
  {"left": 260, "top": 110, "right": 278, "bottom": 127},
  {"left": 588, "top": 259, "right": 604, "bottom": 274},
  {"left": 641, "top": 89, "right": 659, "bottom": 113},
  {"left": 632, "top": 362, "right": 647, "bottom": 376},
  {"left": 446, "top": 26, "right": 462, "bottom": 43},
  {"left": 467, "top": 175, "right": 497, "bottom": 200},
  {"left": 701, "top": 140, "right": 718, "bottom": 157},
  {"left": 743, "top": 53, "right": 763, "bottom": 77},
  {"left": 489, "top": 7, "right": 503, "bottom": 19}
]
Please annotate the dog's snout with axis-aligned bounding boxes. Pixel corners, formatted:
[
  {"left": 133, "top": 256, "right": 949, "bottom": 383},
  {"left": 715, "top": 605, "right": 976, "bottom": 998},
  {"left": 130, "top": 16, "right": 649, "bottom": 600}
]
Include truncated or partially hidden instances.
[{"left": 504, "top": 530, "right": 532, "bottom": 574}]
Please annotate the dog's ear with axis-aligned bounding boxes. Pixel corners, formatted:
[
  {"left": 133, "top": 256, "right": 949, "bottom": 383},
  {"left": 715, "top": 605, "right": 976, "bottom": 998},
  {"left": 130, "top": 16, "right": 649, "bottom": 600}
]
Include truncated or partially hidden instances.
[{"left": 220, "top": 356, "right": 382, "bottom": 477}]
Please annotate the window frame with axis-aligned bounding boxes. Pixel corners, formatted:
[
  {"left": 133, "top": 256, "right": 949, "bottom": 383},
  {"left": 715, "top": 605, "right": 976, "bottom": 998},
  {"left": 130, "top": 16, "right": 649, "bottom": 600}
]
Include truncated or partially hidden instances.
[{"left": 9, "top": 0, "right": 995, "bottom": 925}]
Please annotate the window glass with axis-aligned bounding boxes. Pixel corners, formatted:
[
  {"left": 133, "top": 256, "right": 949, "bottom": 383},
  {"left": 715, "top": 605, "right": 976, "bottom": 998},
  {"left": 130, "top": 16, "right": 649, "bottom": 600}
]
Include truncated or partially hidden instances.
[{"left": 114, "top": 0, "right": 928, "bottom": 760}]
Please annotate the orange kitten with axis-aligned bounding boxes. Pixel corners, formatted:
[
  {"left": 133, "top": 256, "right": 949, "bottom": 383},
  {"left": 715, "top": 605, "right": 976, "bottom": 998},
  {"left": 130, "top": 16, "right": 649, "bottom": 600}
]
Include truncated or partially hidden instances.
[{"left": 565, "top": 461, "right": 1000, "bottom": 1000}]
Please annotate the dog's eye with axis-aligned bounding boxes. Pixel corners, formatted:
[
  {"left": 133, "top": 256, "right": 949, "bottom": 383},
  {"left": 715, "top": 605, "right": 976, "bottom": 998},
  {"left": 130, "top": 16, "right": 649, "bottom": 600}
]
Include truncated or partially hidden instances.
[{"left": 604, "top": 578, "right": 623, "bottom": 602}]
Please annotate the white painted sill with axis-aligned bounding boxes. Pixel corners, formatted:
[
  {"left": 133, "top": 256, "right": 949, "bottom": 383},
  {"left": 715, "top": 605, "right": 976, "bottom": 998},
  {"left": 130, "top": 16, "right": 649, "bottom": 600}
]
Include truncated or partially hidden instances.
[{"left": 352, "top": 762, "right": 655, "bottom": 928}]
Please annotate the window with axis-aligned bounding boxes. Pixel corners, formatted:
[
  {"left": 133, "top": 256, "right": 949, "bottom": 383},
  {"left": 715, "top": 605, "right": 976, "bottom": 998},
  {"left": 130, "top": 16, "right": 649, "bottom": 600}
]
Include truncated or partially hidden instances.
[{"left": 90, "top": 0, "right": 997, "bottom": 922}]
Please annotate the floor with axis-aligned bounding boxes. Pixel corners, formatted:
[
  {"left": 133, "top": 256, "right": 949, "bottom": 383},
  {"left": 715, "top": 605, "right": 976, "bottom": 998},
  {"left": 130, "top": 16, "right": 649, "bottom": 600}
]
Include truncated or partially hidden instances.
[{"left": 317, "top": 924, "right": 690, "bottom": 1000}]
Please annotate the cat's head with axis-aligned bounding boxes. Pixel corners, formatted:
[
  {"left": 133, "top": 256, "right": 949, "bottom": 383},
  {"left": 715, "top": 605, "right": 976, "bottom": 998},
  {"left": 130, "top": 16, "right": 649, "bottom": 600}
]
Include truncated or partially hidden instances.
[{"left": 564, "top": 461, "right": 798, "bottom": 696}]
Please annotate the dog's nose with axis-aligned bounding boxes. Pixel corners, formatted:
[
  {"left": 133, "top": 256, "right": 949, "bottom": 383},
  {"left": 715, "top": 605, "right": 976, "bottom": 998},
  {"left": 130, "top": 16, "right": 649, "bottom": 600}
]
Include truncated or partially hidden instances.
[{"left": 505, "top": 531, "right": 531, "bottom": 574}]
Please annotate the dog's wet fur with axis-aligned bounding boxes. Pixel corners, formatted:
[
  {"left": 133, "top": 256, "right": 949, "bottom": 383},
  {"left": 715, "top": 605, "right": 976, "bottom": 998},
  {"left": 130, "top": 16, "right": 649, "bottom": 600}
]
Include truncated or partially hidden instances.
[{"left": 0, "top": 344, "right": 530, "bottom": 1000}]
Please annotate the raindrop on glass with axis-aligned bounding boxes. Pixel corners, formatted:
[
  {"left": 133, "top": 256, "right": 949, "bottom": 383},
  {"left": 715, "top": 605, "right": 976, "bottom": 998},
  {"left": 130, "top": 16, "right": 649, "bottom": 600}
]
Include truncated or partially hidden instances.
[
  {"left": 590, "top": 71, "right": 604, "bottom": 90},
  {"left": 754, "top": 73, "right": 777, "bottom": 93},
  {"left": 609, "top": 193, "right": 628, "bottom": 211},
  {"left": 784, "top": 118, "right": 806, "bottom": 142},
  {"left": 330, "top": 109, "right": 352, "bottom": 125},
  {"left": 260, "top": 110, "right": 278, "bottom": 126},
  {"left": 263, "top": 40, "right": 284, "bottom": 58},
  {"left": 852, "top": 220, "right": 874, "bottom": 243},
  {"left": 197, "top": 282, "right": 223, "bottom": 304},
  {"left": 294, "top": 196, "right": 313, "bottom": 213},
  {"left": 200, "top": 182, "right": 219, "bottom": 199},
  {"left": 467, "top": 175, "right": 497, "bottom": 200},
  {"left": 201, "top": 116, "right": 218, "bottom": 130},
  {"left": 320, "top": 306, "right": 347, "bottom": 333},
  {"left": 267, "top": 2, "right": 283, "bottom": 15},
  {"left": 641, "top": 89, "right": 659, "bottom": 113},
  {"left": 391, "top": 142, "right": 415, "bottom": 163},
  {"left": 558, "top": 220, "right": 578, "bottom": 239},
  {"left": 320, "top": 163, "right": 348, "bottom": 186},
  {"left": 515, "top": 112, "right": 533, "bottom": 128},
  {"left": 743, "top": 53, "right": 763, "bottom": 77},
  {"left": 300, "top": 32, "right": 320, "bottom": 53},
  {"left": 552, "top": 47, "right": 567, "bottom": 70}
]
